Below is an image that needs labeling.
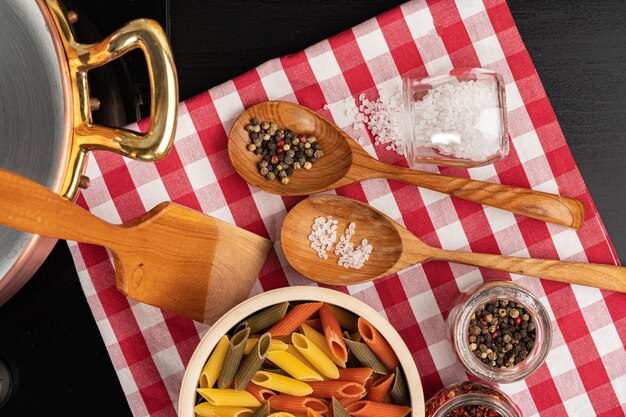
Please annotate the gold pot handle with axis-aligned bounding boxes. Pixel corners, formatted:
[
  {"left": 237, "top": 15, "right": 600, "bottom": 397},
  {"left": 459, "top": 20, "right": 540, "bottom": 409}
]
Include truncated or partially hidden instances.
[{"left": 45, "top": 1, "right": 178, "bottom": 199}]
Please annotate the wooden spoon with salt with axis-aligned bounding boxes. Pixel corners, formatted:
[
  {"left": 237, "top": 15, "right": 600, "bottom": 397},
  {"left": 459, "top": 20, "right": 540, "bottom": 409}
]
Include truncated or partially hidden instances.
[
  {"left": 229, "top": 101, "right": 584, "bottom": 229},
  {"left": 281, "top": 195, "right": 626, "bottom": 292}
]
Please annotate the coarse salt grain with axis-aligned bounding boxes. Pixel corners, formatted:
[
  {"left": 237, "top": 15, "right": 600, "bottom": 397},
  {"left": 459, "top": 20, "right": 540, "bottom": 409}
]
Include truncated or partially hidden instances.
[
  {"left": 308, "top": 220, "right": 373, "bottom": 269},
  {"left": 308, "top": 216, "right": 338, "bottom": 259}
]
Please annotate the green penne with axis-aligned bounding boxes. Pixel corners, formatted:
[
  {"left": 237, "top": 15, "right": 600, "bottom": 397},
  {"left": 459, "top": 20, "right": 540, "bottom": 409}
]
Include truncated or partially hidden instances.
[
  {"left": 234, "top": 333, "right": 272, "bottom": 390},
  {"left": 218, "top": 327, "right": 251, "bottom": 389},
  {"left": 332, "top": 397, "right": 351, "bottom": 417},
  {"left": 343, "top": 338, "right": 388, "bottom": 375},
  {"left": 251, "top": 402, "right": 271, "bottom": 417},
  {"left": 261, "top": 367, "right": 291, "bottom": 377},
  {"left": 241, "top": 301, "right": 289, "bottom": 334},
  {"left": 389, "top": 367, "right": 410, "bottom": 406}
]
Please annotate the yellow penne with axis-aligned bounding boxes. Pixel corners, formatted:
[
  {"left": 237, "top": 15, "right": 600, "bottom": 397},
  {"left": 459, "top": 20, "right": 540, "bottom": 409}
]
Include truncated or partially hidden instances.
[
  {"left": 291, "top": 333, "right": 340, "bottom": 379},
  {"left": 251, "top": 371, "right": 313, "bottom": 397},
  {"left": 196, "top": 388, "right": 261, "bottom": 407},
  {"left": 199, "top": 335, "right": 230, "bottom": 388},
  {"left": 244, "top": 338, "right": 289, "bottom": 355},
  {"left": 300, "top": 323, "right": 347, "bottom": 368},
  {"left": 267, "top": 350, "right": 323, "bottom": 381},
  {"left": 194, "top": 402, "right": 254, "bottom": 417},
  {"left": 286, "top": 344, "right": 318, "bottom": 370}
]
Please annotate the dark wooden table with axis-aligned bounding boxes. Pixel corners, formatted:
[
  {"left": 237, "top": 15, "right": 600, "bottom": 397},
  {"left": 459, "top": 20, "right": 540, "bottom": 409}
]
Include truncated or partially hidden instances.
[{"left": 0, "top": 1, "right": 624, "bottom": 415}]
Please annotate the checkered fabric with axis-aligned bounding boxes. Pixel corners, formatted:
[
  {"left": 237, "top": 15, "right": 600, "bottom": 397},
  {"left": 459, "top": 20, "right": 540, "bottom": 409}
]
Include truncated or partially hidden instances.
[{"left": 67, "top": 1, "right": 626, "bottom": 416}]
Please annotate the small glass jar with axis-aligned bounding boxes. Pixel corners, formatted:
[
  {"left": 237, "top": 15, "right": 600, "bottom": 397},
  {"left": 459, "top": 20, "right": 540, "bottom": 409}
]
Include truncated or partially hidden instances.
[
  {"left": 446, "top": 280, "right": 552, "bottom": 383},
  {"left": 425, "top": 381, "right": 522, "bottom": 417},
  {"left": 402, "top": 68, "right": 508, "bottom": 168}
]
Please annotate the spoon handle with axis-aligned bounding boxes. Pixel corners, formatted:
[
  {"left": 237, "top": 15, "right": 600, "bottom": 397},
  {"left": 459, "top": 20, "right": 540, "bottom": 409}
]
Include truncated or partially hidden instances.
[
  {"left": 432, "top": 249, "right": 626, "bottom": 293},
  {"left": 375, "top": 163, "right": 584, "bottom": 229}
]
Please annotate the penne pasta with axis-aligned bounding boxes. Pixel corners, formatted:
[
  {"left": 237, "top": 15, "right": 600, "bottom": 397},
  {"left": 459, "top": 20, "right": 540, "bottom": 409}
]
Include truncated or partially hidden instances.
[
  {"left": 303, "top": 318, "right": 323, "bottom": 333},
  {"left": 306, "top": 380, "right": 365, "bottom": 400},
  {"left": 358, "top": 318, "right": 398, "bottom": 371},
  {"left": 261, "top": 367, "right": 291, "bottom": 377},
  {"left": 269, "top": 302, "right": 323, "bottom": 337},
  {"left": 194, "top": 402, "right": 254, "bottom": 417},
  {"left": 336, "top": 367, "right": 373, "bottom": 386},
  {"left": 199, "top": 335, "right": 230, "bottom": 389},
  {"left": 267, "top": 350, "right": 323, "bottom": 382},
  {"left": 332, "top": 397, "right": 351, "bottom": 417},
  {"left": 219, "top": 327, "right": 251, "bottom": 389},
  {"left": 267, "top": 413, "right": 296, "bottom": 417},
  {"left": 366, "top": 374, "right": 394, "bottom": 402},
  {"left": 319, "top": 304, "right": 349, "bottom": 363},
  {"left": 196, "top": 388, "right": 261, "bottom": 407},
  {"left": 300, "top": 323, "right": 346, "bottom": 368},
  {"left": 329, "top": 305, "right": 359, "bottom": 332},
  {"left": 343, "top": 338, "right": 388, "bottom": 375},
  {"left": 345, "top": 400, "right": 412, "bottom": 417},
  {"left": 251, "top": 371, "right": 313, "bottom": 397},
  {"left": 245, "top": 382, "right": 275, "bottom": 403},
  {"left": 235, "top": 333, "right": 273, "bottom": 390},
  {"left": 306, "top": 407, "right": 325, "bottom": 417},
  {"left": 338, "top": 394, "right": 361, "bottom": 408},
  {"left": 241, "top": 301, "right": 290, "bottom": 334},
  {"left": 250, "top": 402, "right": 271, "bottom": 417},
  {"left": 285, "top": 344, "right": 317, "bottom": 371},
  {"left": 268, "top": 394, "right": 329, "bottom": 415},
  {"left": 244, "top": 338, "right": 288, "bottom": 355},
  {"left": 292, "top": 333, "right": 340, "bottom": 379},
  {"left": 389, "top": 368, "right": 410, "bottom": 406}
]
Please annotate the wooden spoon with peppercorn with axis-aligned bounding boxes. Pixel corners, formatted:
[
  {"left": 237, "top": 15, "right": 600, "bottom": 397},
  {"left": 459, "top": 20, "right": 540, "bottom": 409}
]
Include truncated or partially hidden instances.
[
  {"left": 229, "top": 101, "right": 585, "bottom": 229},
  {"left": 281, "top": 194, "right": 626, "bottom": 292}
]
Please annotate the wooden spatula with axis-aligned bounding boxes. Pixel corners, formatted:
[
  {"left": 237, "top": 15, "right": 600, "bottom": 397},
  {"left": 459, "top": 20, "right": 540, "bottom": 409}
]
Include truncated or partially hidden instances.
[{"left": 0, "top": 169, "right": 273, "bottom": 324}]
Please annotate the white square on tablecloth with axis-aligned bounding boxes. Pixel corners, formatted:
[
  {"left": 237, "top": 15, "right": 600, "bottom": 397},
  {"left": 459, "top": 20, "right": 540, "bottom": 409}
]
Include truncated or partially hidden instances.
[
  {"left": 513, "top": 130, "right": 544, "bottom": 163},
  {"left": 468, "top": 164, "right": 498, "bottom": 182},
  {"left": 261, "top": 69, "right": 294, "bottom": 101},
  {"left": 117, "top": 367, "right": 139, "bottom": 395},
  {"left": 428, "top": 340, "right": 456, "bottom": 370},
  {"left": 153, "top": 345, "right": 185, "bottom": 379},
  {"left": 252, "top": 192, "right": 286, "bottom": 219},
  {"left": 612, "top": 374, "right": 626, "bottom": 406},
  {"left": 131, "top": 302, "right": 166, "bottom": 331},
  {"left": 209, "top": 204, "right": 236, "bottom": 225},
  {"left": 532, "top": 178, "right": 560, "bottom": 194},
  {"left": 368, "top": 194, "right": 402, "bottom": 222},
  {"left": 419, "top": 188, "right": 449, "bottom": 206},
  {"left": 212, "top": 91, "right": 244, "bottom": 124},
  {"left": 425, "top": 55, "right": 454, "bottom": 75},
  {"left": 571, "top": 284, "right": 604, "bottom": 309},
  {"left": 408, "top": 290, "right": 440, "bottom": 322},
  {"left": 506, "top": 82, "right": 525, "bottom": 111},
  {"left": 499, "top": 379, "right": 530, "bottom": 396},
  {"left": 436, "top": 220, "right": 470, "bottom": 251},
  {"left": 563, "top": 393, "right": 595, "bottom": 417},
  {"left": 404, "top": 7, "right": 435, "bottom": 39},
  {"left": 185, "top": 158, "right": 217, "bottom": 191},
  {"left": 552, "top": 228, "right": 585, "bottom": 260},
  {"left": 136, "top": 179, "right": 169, "bottom": 211},
  {"left": 473, "top": 35, "right": 506, "bottom": 66},
  {"left": 308, "top": 50, "right": 343, "bottom": 82},
  {"left": 455, "top": 0, "right": 486, "bottom": 19},
  {"left": 174, "top": 112, "right": 197, "bottom": 141},
  {"left": 546, "top": 343, "right": 577, "bottom": 377},
  {"left": 357, "top": 29, "right": 389, "bottom": 61},
  {"left": 90, "top": 200, "right": 122, "bottom": 224},
  {"left": 483, "top": 205, "right": 518, "bottom": 234},
  {"left": 591, "top": 324, "right": 623, "bottom": 357}
]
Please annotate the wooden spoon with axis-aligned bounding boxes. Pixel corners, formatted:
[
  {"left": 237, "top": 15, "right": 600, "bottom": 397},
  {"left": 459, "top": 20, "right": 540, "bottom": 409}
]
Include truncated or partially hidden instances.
[
  {"left": 229, "top": 101, "right": 584, "bottom": 229},
  {"left": 281, "top": 195, "right": 626, "bottom": 292},
  {"left": 0, "top": 169, "right": 273, "bottom": 324}
]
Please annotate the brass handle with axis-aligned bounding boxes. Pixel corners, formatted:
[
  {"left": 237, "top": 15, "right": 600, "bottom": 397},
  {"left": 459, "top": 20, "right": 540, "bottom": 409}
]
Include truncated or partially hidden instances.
[{"left": 45, "top": 1, "right": 178, "bottom": 199}]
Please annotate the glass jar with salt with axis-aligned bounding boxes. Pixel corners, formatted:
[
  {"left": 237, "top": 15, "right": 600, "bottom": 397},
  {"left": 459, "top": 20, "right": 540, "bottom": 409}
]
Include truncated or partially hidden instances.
[{"left": 402, "top": 68, "right": 508, "bottom": 168}]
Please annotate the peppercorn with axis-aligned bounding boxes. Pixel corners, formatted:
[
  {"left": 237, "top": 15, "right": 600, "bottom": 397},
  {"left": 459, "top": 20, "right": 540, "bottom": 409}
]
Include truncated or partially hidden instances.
[
  {"left": 304, "top": 142, "right": 312, "bottom": 149},
  {"left": 245, "top": 124, "right": 255, "bottom": 132},
  {"left": 260, "top": 167, "right": 269, "bottom": 176},
  {"left": 270, "top": 156, "right": 279, "bottom": 164},
  {"left": 266, "top": 172, "right": 275, "bottom": 180},
  {"left": 293, "top": 162, "right": 301, "bottom": 170},
  {"left": 253, "top": 125, "right": 261, "bottom": 133},
  {"left": 251, "top": 118, "right": 261, "bottom": 126},
  {"left": 285, "top": 168, "right": 293, "bottom": 176},
  {"left": 261, "top": 122, "right": 270, "bottom": 130},
  {"left": 305, "top": 148, "right": 314, "bottom": 157},
  {"left": 280, "top": 177, "right": 289, "bottom": 185},
  {"left": 304, "top": 162, "right": 312, "bottom": 169},
  {"left": 283, "top": 144, "right": 291, "bottom": 151}
]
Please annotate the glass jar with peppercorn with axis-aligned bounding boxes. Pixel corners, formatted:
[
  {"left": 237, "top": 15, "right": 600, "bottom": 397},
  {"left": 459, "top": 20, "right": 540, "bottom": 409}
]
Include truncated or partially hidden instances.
[
  {"left": 446, "top": 280, "right": 552, "bottom": 383},
  {"left": 425, "top": 381, "right": 522, "bottom": 417}
]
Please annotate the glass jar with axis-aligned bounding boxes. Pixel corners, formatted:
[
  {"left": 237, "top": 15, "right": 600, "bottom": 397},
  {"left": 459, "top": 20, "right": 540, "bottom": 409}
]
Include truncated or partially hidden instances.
[
  {"left": 446, "top": 280, "right": 552, "bottom": 383},
  {"left": 425, "top": 381, "right": 521, "bottom": 417},
  {"left": 402, "top": 68, "right": 508, "bottom": 168}
]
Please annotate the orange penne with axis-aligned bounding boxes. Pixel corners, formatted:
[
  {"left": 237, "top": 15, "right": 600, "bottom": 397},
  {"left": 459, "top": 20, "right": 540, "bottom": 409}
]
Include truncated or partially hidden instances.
[
  {"left": 366, "top": 374, "right": 394, "bottom": 403},
  {"left": 357, "top": 318, "right": 399, "bottom": 371},
  {"left": 306, "top": 408, "right": 324, "bottom": 417},
  {"left": 336, "top": 368, "right": 373, "bottom": 386},
  {"left": 306, "top": 381, "right": 365, "bottom": 399},
  {"left": 319, "top": 304, "right": 348, "bottom": 363},
  {"left": 269, "top": 302, "right": 323, "bottom": 337},
  {"left": 338, "top": 395, "right": 361, "bottom": 409},
  {"left": 268, "top": 395, "right": 329, "bottom": 415},
  {"left": 245, "top": 382, "right": 275, "bottom": 403},
  {"left": 303, "top": 318, "right": 323, "bottom": 333},
  {"left": 345, "top": 401, "right": 411, "bottom": 417}
]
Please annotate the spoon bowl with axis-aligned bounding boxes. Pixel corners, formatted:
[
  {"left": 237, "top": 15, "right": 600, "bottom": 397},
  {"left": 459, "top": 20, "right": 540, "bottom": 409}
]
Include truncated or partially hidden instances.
[
  {"left": 282, "top": 195, "right": 626, "bottom": 292},
  {"left": 229, "top": 101, "right": 585, "bottom": 229}
]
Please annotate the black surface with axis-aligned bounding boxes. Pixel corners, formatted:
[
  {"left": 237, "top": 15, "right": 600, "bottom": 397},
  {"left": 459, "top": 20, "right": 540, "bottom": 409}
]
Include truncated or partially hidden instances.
[{"left": 0, "top": 1, "right": 624, "bottom": 416}]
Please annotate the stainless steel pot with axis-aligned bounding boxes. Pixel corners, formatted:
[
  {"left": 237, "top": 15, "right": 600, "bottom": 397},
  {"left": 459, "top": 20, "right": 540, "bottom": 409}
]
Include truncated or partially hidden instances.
[{"left": 0, "top": 0, "right": 178, "bottom": 304}]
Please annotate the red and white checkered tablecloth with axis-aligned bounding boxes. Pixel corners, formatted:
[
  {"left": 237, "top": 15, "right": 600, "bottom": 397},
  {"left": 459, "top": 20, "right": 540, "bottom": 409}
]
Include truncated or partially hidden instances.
[{"left": 67, "top": 0, "right": 626, "bottom": 416}]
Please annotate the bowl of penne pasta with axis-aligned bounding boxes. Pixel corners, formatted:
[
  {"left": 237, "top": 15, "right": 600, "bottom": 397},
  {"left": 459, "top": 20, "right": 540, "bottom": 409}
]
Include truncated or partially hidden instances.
[{"left": 178, "top": 286, "right": 425, "bottom": 417}]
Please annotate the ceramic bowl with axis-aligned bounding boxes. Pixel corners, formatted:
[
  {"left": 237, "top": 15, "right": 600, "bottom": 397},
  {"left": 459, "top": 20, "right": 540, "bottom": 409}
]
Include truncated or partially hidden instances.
[{"left": 178, "top": 286, "right": 425, "bottom": 417}]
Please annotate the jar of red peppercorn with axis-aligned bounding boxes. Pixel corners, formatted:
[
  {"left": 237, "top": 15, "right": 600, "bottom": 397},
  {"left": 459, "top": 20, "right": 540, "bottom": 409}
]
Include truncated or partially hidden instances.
[
  {"left": 446, "top": 280, "right": 552, "bottom": 383},
  {"left": 425, "top": 381, "right": 521, "bottom": 417}
]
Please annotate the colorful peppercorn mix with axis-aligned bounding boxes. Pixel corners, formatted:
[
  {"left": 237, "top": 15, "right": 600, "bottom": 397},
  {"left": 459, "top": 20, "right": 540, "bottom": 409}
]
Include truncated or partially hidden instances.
[
  {"left": 244, "top": 118, "right": 324, "bottom": 184},
  {"left": 468, "top": 299, "right": 536, "bottom": 368},
  {"left": 425, "top": 382, "right": 520, "bottom": 417}
]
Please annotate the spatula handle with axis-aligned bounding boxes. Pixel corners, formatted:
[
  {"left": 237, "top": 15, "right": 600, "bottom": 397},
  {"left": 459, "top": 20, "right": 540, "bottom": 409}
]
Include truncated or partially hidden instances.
[
  {"left": 434, "top": 249, "right": 626, "bottom": 293},
  {"left": 378, "top": 164, "right": 584, "bottom": 229},
  {"left": 0, "top": 169, "right": 117, "bottom": 246}
]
